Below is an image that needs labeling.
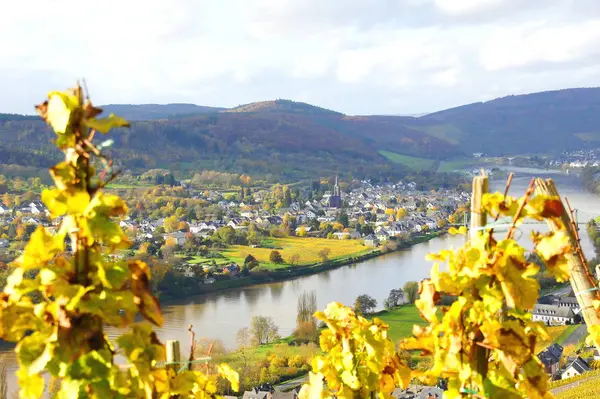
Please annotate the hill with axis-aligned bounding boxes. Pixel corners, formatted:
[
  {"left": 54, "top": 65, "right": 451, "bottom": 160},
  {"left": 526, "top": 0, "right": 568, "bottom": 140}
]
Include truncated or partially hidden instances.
[
  {"left": 408, "top": 87, "right": 600, "bottom": 155},
  {"left": 101, "top": 103, "right": 226, "bottom": 120},
  {"left": 226, "top": 99, "right": 342, "bottom": 115},
  {"left": 0, "top": 101, "right": 457, "bottom": 180},
  {"left": 2, "top": 87, "right": 600, "bottom": 179}
]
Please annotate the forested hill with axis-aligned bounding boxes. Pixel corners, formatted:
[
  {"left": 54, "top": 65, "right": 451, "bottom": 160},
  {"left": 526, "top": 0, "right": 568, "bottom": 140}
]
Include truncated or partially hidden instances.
[
  {"left": 1, "top": 88, "right": 600, "bottom": 179},
  {"left": 409, "top": 87, "right": 600, "bottom": 155},
  {"left": 101, "top": 104, "right": 226, "bottom": 120}
]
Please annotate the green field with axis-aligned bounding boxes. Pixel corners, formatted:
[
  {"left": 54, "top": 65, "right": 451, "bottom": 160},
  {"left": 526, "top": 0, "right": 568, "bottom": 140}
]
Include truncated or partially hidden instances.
[
  {"left": 575, "top": 132, "right": 600, "bottom": 142},
  {"left": 378, "top": 151, "right": 437, "bottom": 171},
  {"left": 555, "top": 324, "right": 580, "bottom": 345},
  {"left": 371, "top": 304, "right": 425, "bottom": 342},
  {"left": 407, "top": 123, "right": 464, "bottom": 145},
  {"left": 438, "top": 159, "right": 481, "bottom": 172},
  {"left": 217, "top": 237, "right": 372, "bottom": 270}
]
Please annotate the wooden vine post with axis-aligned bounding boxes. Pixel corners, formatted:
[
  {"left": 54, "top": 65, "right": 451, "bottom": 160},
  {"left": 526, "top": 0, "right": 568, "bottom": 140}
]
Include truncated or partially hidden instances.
[
  {"left": 534, "top": 178, "right": 600, "bottom": 334},
  {"left": 470, "top": 173, "right": 489, "bottom": 241},
  {"left": 470, "top": 173, "right": 490, "bottom": 380},
  {"left": 166, "top": 340, "right": 182, "bottom": 373}
]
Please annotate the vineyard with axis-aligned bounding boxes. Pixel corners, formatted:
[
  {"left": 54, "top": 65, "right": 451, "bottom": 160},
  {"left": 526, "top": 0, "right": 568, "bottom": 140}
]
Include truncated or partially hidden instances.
[{"left": 2, "top": 84, "right": 600, "bottom": 398}]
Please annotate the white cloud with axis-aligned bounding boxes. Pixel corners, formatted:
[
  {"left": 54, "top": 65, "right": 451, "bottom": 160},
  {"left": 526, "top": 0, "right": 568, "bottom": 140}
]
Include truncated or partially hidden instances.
[
  {"left": 434, "top": 0, "right": 505, "bottom": 16},
  {"left": 480, "top": 19, "right": 600, "bottom": 71},
  {"left": 0, "top": 0, "right": 599, "bottom": 115}
]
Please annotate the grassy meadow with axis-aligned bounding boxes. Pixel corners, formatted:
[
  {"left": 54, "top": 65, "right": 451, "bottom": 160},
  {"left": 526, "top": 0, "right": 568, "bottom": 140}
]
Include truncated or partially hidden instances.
[
  {"left": 378, "top": 150, "right": 438, "bottom": 171},
  {"left": 371, "top": 304, "right": 425, "bottom": 343},
  {"left": 218, "top": 237, "right": 372, "bottom": 270}
]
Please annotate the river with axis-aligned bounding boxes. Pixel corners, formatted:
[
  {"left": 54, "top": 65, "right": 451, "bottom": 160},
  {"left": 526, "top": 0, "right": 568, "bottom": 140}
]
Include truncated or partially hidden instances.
[{"left": 1, "top": 168, "right": 600, "bottom": 390}]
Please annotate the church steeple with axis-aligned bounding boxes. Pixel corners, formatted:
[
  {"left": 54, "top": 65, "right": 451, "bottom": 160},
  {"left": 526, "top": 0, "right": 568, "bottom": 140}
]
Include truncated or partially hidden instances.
[
  {"left": 333, "top": 175, "right": 340, "bottom": 197},
  {"left": 330, "top": 175, "right": 341, "bottom": 208}
]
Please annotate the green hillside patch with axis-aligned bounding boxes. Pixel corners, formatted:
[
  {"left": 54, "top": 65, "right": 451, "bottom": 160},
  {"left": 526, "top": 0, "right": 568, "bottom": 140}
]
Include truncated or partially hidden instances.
[
  {"left": 379, "top": 150, "right": 437, "bottom": 171},
  {"left": 438, "top": 159, "right": 480, "bottom": 172},
  {"left": 370, "top": 305, "right": 425, "bottom": 342},
  {"left": 575, "top": 132, "right": 600, "bottom": 142},
  {"left": 407, "top": 123, "right": 464, "bottom": 145}
]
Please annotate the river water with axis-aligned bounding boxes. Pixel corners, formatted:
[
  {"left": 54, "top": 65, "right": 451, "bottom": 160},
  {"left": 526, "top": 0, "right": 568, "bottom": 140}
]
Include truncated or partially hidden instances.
[{"left": 1, "top": 168, "right": 600, "bottom": 389}]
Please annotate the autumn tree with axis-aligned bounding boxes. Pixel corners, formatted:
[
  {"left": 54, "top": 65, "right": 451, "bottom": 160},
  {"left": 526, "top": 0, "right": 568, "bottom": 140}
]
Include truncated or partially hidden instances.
[
  {"left": 383, "top": 288, "right": 404, "bottom": 310},
  {"left": 318, "top": 248, "right": 331, "bottom": 262},
  {"left": 396, "top": 208, "right": 406, "bottom": 220},
  {"left": 244, "top": 254, "right": 259, "bottom": 271},
  {"left": 250, "top": 316, "right": 280, "bottom": 345},
  {"left": 295, "top": 290, "right": 317, "bottom": 342},
  {"left": 163, "top": 214, "right": 179, "bottom": 233},
  {"left": 403, "top": 281, "right": 419, "bottom": 304},
  {"left": 289, "top": 253, "right": 301, "bottom": 265},
  {"left": 269, "top": 250, "right": 284, "bottom": 264},
  {"left": 353, "top": 294, "right": 377, "bottom": 315}
]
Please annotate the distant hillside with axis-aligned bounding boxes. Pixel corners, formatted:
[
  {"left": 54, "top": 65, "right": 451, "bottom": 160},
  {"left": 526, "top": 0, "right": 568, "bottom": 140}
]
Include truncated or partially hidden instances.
[
  {"left": 2, "top": 87, "right": 600, "bottom": 178},
  {"left": 408, "top": 88, "right": 600, "bottom": 155},
  {"left": 226, "top": 99, "right": 343, "bottom": 115},
  {"left": 0, "top": 113, "right": 39, "bottom": 121},
  {"left": 0, "top": 101, "right": 456, "bottom": 180},
  {"left": 101, "top": 103, "right": 226, "bottom": 120}
]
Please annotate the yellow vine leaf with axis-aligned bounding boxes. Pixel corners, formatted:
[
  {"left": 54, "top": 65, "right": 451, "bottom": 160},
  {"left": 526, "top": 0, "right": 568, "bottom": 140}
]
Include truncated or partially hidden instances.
[
  {"left": 532, "top": 231, "right": 571, "bottom": 282},
  {"left": 2, "top": 85, "right": 236, "bottom": 398},
  {"left": 14, "top": 226, "right": 65, "bottom": 270},
  {"left": 85, "top": 114, "right": 130, "bottom": 133},
  {"left": 17, "top": 368, "right": 45, "bottom": 399},
  {"left": 217, "top": 363, "right": 240, "bottom": 392},
  {"left": 45, "top": 91, "right": 79, "bottom": 134}
]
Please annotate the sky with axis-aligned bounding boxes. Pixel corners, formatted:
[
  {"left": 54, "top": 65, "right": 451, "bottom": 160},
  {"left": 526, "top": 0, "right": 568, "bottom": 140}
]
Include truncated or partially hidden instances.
[{"left": 2, "top": 0, "right": 600, "bottom": 115}]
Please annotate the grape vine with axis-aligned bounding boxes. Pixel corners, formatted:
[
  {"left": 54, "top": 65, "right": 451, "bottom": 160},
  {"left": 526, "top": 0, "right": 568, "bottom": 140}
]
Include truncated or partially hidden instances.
[
  {"left": 0, "top": 86, "right": 238, "bottom": 398},
  {"left": 299, "top": 185, "right": 598, "bottom": 398}
]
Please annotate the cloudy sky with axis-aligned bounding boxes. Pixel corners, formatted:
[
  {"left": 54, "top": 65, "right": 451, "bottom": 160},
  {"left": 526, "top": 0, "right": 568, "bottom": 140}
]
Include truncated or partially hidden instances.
[{"left": 2, "top": 0, "right": 600, "bottom": 115}]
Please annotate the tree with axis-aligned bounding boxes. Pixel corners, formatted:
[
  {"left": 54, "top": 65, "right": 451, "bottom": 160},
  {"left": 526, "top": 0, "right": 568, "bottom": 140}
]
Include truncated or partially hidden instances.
[
  {"left": 297, "top": 226, "right": 308, "bottom": 237},
  {"left": 289, "top": 253, "right": 301, "bottom": 265},
  {"left": 163, "top": 214, "right": 179, "bottom": 233},
  {"left": 269, "top": 250, "right": 284, "bottom": 264},
  {"left": 338, "top": 211, "right": 349, "bottom": 228},
  {"left": 383, "top": 288, "right": 404, "bottom": 310},
  {"left": 353, "top": 294, "right": 377, "bottom": 315},
  {"left": 403, "top": 281, "right": 419, "bottom": 304},
  {"left": 244, "top": 254, "right": 259, "bottom": 271},
  {"left": 250, "top": 316, "right": 280, "bottom": 345},
  {"left": 236, "top": 327, "right": 252, "bottom": 348},
  {"left": 318, "top": 248, "right": 331, "bottom": 262},
  {"left": 396, "top": 208, "right": 407, "bottom": 220},
  {"left": 295, "top": 290, "right": 318, "bottom": 342}
]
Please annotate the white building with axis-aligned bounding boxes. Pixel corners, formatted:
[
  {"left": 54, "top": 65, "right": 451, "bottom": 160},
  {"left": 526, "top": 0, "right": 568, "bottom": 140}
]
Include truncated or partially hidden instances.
[{"left": 532, "top": 304, "right": 576, "bottom": 325}]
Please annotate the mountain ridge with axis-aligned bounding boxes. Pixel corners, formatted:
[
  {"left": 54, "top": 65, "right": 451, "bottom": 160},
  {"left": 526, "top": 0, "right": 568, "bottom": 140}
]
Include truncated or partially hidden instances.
[{"left": 2, "top": 87, "right": 600, "bottom": 179}]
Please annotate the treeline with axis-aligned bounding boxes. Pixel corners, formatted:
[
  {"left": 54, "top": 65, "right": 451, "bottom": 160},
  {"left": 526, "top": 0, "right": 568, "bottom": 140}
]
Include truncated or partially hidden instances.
[{"left": 582, "top": 167, "right": 600, "bottom": 196}]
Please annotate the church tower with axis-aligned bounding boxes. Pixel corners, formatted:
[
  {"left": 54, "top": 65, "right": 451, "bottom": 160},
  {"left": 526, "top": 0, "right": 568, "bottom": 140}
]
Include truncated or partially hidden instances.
[{"left": 330, "top": 175, "right": 341, "bottom": 208}]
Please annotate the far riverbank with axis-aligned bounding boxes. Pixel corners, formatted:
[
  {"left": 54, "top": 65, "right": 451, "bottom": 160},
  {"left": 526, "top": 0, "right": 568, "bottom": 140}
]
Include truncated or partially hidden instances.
[{"left": 159, "top": 230, "right": 448, "bottom": 303}]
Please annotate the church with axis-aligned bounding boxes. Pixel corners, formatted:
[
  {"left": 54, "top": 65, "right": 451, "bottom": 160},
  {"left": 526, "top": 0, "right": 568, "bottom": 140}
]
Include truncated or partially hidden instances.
[{"left": 329, "top": 176, "right": 342, "bottom": 208}]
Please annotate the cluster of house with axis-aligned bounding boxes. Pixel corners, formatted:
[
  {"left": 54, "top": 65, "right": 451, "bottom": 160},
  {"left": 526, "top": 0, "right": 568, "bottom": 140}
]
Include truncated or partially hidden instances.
[
  {"left": 537, "top": 343, "right": 596, "bottom": 381},
  {"left": 230, "top": 384, "right": 443, "bottom": 399},
  {"left": 0, "top": 201, "right": 52, "bottom": 248},
  {"left": 547, "top": 149, "right": 600, "bottom": 168},
  {"left": 532, "top": 291, "right": 598, "bottom": 381},
  {"left": 122, "top": 181, "right": 468, "bottom": 248}
]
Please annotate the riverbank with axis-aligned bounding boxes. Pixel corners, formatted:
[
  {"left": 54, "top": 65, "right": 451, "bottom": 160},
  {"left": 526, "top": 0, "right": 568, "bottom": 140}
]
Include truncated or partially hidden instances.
[
  {"left": 159, "top": 230, "right": 447, "bottom": 302},
  {"left": 219, "top": 304, "right": 425, "bottom": 392}
]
